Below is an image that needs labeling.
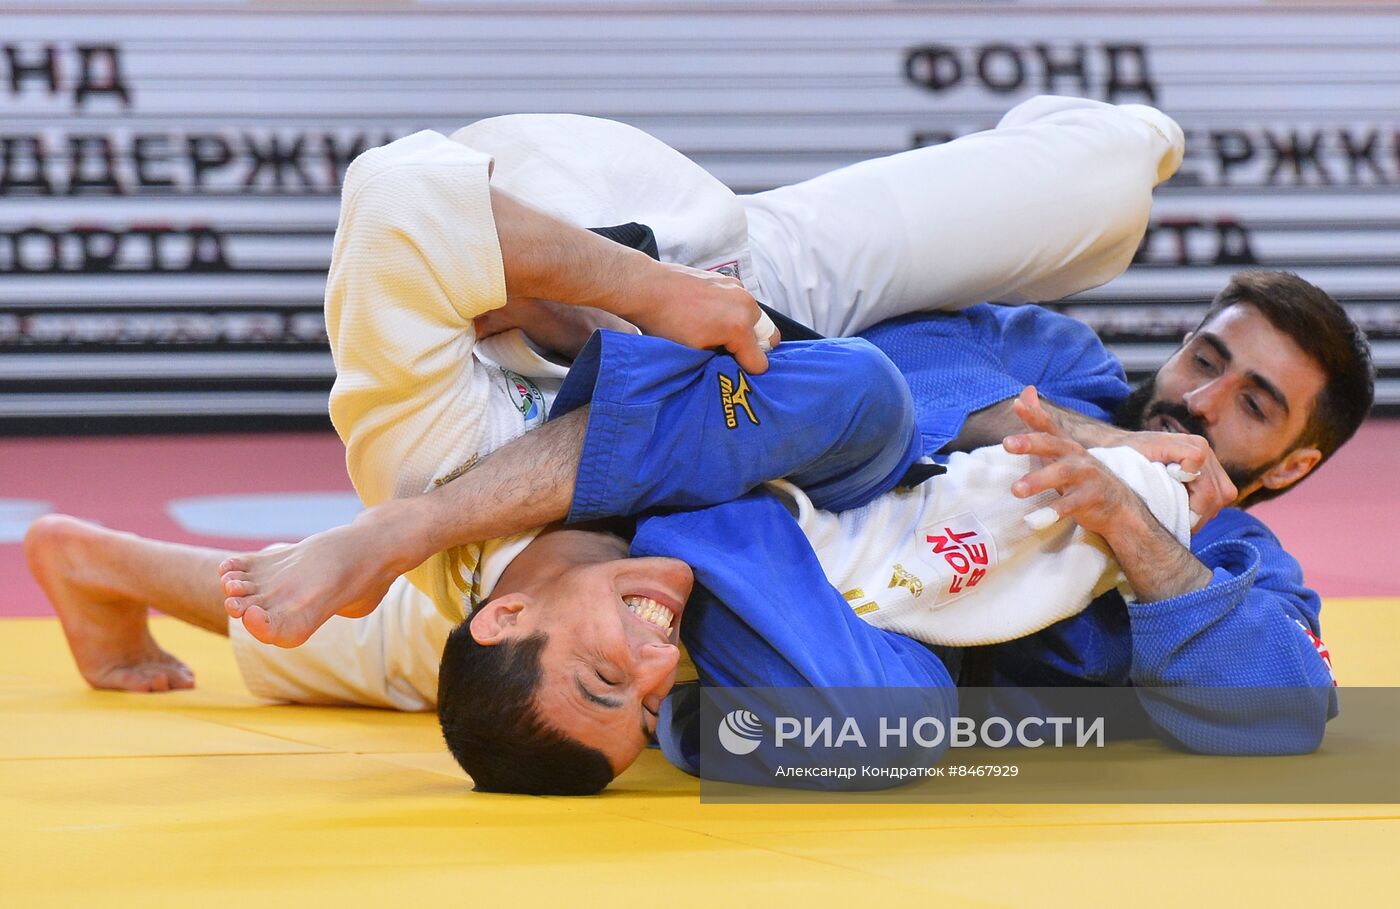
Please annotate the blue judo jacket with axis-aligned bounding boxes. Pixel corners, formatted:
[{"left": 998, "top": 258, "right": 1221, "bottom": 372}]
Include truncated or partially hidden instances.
[{"left": 550, "top": 304, "right": 1338, "bottom": 779}]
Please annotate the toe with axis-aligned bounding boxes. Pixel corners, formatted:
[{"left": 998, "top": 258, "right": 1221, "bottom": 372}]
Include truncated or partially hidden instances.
[
  {"left": 219, "top": 571, "right": 254, "bottom": 597},
  {"left": 161, "top": 662, "right": 195, "bottom": 690},
  {"left": 243, "top": 604, "right": 309, "bottom": 649},
  {"left": 102, "top": 665, "right": 166, "bottom": 693},
  {"left": 223, "top": 578, "right": 256, "bottom": 597},
  {"left": 162, "top": 653, "right": 196, "bottom": 684},
  {"left": 224, "top": 595, "right": 254, "bottom": 618},
  {"left": 218, "top": 556, "right": 249, "bottom": 575},
  {"left": 241, "top": 604, "right": 276, "bottom": 644}
]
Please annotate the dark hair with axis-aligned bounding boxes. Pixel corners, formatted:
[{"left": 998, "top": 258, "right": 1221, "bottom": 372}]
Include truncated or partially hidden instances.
[
  {"left": 1197, "top": 270, "right": 1374, "bottom": 505},
  {"left": 437, "top": 625, "right": 614, "bottom": 795}
]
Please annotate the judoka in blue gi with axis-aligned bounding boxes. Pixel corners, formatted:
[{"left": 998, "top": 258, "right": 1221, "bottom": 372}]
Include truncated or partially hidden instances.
[{"left": 438, "top": 271, "right": 1367, "bottom": 792}]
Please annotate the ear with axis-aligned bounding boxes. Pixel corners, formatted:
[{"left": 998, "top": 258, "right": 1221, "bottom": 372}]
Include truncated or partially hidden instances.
[
  {"left": 468, "top": 594, "right": 530, "bottom": 645},
  {"left": 1260, "top": 446, "right": 1323, "bottom": 492}
]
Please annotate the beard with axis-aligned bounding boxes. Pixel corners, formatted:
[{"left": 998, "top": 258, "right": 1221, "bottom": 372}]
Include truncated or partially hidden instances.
[{"left": 1112, "top": 376, "right": 1270, "bottom": 492}]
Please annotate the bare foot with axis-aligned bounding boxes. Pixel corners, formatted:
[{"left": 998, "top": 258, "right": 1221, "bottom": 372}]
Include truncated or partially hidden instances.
[
  {"left": 23, "top": 516, "right": 195, "bottom": 693},
  {"left": 218, "top": 506, "right": 415, "bottom": 648}
]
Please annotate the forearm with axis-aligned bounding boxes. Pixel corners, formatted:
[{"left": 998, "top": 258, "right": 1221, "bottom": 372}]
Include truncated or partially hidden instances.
[
  {"left": 951, "top": 396, "right": 1123, "bottom": 452},
  {"left": 476, "top": 296, "right": 637, "bottom": 362},
  {"left": 1102, "top": 498, "right": 1213, "bottom": 602},
  {"left": 944, "top": 399, "right": 1021, "bottom": 452},
  {"left": 490, "top": 187, "right": 658, "bottom": 322},
  {"left": 488, "top": 186, "right": 771, "bottom": 372},
  {"left": 362, "top": 408, "right": 589, "bottom": 575}
]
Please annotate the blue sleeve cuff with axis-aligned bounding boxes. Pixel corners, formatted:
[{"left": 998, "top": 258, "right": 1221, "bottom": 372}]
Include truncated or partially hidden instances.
[{"left": 1126, "top": 539, "right": 1261, "bottom": 635}]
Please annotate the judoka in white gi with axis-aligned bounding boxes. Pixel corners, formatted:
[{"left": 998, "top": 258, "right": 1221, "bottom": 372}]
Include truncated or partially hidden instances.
[{"left": 223, "top": 92, "right": 1188, "bottom": 689}]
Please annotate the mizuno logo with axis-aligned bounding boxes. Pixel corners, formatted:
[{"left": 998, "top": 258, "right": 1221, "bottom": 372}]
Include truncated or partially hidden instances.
[{"left": 718, "top": 372, "right": 759, "bottom": 429}]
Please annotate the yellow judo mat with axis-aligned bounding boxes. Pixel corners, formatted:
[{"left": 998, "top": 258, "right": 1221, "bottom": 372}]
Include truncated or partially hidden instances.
[{"left": 3, "top": 601, "right": 1397, "bottom": 908}]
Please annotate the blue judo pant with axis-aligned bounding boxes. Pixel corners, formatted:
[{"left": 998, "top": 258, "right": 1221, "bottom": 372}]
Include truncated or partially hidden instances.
[{"left": 551, "top": 330, "right": 924, "bottom": 519}]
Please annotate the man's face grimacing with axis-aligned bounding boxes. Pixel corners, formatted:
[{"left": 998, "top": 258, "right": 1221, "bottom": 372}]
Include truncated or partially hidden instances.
[
  {"left": 1128, "top": 302, "right": 1326, "bottom": 502},
  {"left": 468, "top": 527, "right": 694, "bottom": 776}
]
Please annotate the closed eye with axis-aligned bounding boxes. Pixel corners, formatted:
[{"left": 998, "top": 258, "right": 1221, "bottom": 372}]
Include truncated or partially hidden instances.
[{"left": 575, "top": 674, "right": 623, "bottom": 710}]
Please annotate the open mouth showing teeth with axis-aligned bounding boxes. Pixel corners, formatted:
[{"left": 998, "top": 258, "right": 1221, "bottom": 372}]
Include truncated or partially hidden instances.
[{"left": 623, "top": 596, "right": 674, "bottom": 632}]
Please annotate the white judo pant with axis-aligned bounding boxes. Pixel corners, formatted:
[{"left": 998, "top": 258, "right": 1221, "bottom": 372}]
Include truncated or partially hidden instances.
[
  {"left": 229, "top": 96, "right": 1182, "bottom": 709},
  {"left": 231, "top": 576, "right": 448, "bottom": 711}
]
